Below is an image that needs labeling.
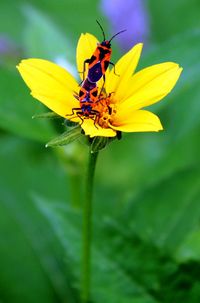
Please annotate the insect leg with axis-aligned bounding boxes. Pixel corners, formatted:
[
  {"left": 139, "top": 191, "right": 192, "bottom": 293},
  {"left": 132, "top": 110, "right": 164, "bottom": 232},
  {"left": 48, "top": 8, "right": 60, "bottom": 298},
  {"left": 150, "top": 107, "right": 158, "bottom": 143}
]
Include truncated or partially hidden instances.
[
  {"left": 76, "top": 112, "right": 85, "bottom": 125},
  {"left": 66, "top": 107, "right": 81, "bottom": 118},
  {"left": 109, "top": 61, "right": 120, "bottom": 77},
  {"left": 80, "top": 59, "right": 90, "bottom": 80},
  {"left": 90, "top": 110, "right": 100, "bottom": 129}
]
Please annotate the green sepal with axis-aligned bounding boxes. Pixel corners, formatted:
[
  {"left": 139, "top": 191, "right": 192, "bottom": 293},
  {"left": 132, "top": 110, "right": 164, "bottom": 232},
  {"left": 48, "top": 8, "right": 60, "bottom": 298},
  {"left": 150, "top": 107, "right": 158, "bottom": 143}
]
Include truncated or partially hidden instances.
[
  {"left": 90, "top": 131, "right": 122, "bottom": 153},
  {"left": 63, "top": 119, "right": 78, "bottom": 127},
  {"left": 90, "top": 136, "right": 110, "bottom": 153},
  {"left": 46, "top": 126, "right": 82, "bottom": 147},
  {"left": 32, "top": 111, "right": 61, "bottom": 119}
]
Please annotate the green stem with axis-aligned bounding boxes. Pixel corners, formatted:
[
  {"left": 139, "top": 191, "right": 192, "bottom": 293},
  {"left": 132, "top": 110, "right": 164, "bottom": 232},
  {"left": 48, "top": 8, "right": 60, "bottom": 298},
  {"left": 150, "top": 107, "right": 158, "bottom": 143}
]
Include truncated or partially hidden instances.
[
  {"left": 69, "top": 172, "right": 82, "bottom": 208},
  {"left": 81, "top": 150, "right": 99, "bottom": 303}
]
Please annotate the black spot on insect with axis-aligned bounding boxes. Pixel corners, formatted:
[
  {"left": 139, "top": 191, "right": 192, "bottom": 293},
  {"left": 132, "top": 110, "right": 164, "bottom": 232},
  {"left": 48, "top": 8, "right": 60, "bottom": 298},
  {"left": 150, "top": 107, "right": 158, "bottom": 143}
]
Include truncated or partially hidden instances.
[
  {"left": 79, "top": 90, "right": 84, "bottom": 97},
  {"left": 97, "top": 46, "right": 111, "bottom": 60},
  {"left": 91, "top": 90, "right": 98, "bottom": 97}
]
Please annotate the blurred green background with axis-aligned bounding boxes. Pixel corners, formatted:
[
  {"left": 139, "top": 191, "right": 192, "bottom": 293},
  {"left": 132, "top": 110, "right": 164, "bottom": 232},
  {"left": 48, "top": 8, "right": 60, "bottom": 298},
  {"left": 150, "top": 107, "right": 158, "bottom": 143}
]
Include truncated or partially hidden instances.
[{"left": 1, "top": 0, "right": 200, "bottom": 302}]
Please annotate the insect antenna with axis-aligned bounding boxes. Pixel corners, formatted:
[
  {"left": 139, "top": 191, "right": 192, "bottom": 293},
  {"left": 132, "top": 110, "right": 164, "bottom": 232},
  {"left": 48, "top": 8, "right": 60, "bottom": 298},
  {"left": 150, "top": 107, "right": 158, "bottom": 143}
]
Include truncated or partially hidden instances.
[
  {"left": 96, "top": 20, "right": 106, "bottom": 41},
  {"left": 109, "top": 29, "right": 126, "bottom": 43}
]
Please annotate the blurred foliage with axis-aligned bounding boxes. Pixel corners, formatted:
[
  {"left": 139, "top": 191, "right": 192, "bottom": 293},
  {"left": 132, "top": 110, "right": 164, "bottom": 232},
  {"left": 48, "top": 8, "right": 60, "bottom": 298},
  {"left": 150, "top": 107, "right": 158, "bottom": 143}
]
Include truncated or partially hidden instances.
[
  {"left": 1, "top": 0, "right": 200, "bottom": 302},
  {"left": 148, "top": 0, "right": 200, "bottom": 43}
]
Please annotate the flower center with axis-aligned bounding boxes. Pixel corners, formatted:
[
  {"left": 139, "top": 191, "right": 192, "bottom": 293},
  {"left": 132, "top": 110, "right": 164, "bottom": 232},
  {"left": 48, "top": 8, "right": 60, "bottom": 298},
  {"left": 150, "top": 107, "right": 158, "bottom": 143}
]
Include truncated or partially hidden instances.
[{"left": 93, "top": 91, "right": 116, "bottom": 128}]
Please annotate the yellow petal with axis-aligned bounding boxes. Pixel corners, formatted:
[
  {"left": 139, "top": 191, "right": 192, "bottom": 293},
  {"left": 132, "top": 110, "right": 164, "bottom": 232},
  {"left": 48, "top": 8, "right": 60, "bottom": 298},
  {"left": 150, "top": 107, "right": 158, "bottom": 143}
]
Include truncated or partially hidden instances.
[
  {"left": 118, "top": 62, "right": 183, "bottom": 114},
  {"left": 31, "top": 92, "right": 79, "bottom": 122},
  {"left": 105, "top": 43, "right": 143, "bottom": 102},
  {"left": 17, "top": 58, "right": 78, "bottom": 92},
  {"left": 17, "top": 59, "right": 79, "bottom": 117},
  {"left": 112, "top": 110, "right": 163, "bottom": 132},
  {"left": 76, "top": 33, "right": 99, "bottom": 81},
  {"left": 81, "top": 119, "right": 116, "bottom": 137}
]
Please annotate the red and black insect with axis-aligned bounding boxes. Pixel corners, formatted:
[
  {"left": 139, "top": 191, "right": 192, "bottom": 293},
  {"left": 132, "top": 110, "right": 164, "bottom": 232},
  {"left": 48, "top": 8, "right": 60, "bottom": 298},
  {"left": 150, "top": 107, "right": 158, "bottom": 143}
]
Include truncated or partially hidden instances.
[
  {"left": 82, "top": 21, "right": 126, "bottom": 84},
  {"left": 66, "top": 78, "right": 100, "bottom": 127}
]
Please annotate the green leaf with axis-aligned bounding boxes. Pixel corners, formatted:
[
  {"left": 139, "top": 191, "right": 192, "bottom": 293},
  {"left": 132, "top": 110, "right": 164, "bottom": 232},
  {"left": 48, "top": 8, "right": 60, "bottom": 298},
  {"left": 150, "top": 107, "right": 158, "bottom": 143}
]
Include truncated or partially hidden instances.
[
  {"left": 0, "top": 136, "right": 79, "bottom": 303},
  {"left": 32, "top": 111, "right": 61, "bottom": 119},
  {"left": 148, "top": 1, "right": 200, "bottom": 43},
  {"left": 0, "top": 0, "right": 103, "bottom": 46},
  {"left": 0, "top": 202, "right": 56, "bottom": 303},
  {"left": 123, "top": 167, "right": 200, "bottom": 253},
  {"left": 34, "top": 196, "right": 157, "bottom": 303},
  {"left": 46, "top": 126, "right": 82, "bottom": 147},
  {"left": 175, "top": 230, "right": 200, "bottom": 262},
  {"left": 22, "top": 5, "right": 75, "bottom": 64}
]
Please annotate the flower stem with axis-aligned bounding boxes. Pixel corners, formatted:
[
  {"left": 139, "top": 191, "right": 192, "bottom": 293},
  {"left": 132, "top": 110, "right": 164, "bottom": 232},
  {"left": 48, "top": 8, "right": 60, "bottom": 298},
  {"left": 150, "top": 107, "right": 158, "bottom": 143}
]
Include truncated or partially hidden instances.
[{"left": 81, "top": 150, "right": 98, "bottom": 303}]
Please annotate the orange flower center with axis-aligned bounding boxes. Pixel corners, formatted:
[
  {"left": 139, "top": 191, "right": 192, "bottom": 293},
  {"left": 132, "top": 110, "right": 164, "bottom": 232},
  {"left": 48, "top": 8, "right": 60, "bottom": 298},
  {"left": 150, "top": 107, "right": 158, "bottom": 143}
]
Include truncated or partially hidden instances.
[{"left": 93, "top": 91, "right": 116, "bottom": 128}]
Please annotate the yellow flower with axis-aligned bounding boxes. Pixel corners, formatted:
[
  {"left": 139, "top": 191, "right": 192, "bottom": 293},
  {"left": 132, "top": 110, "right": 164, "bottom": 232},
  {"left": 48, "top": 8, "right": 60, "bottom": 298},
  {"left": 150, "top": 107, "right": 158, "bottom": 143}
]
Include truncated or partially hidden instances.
[{"left": 17, "top": 33, "right": 182, "bottom": 138}]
